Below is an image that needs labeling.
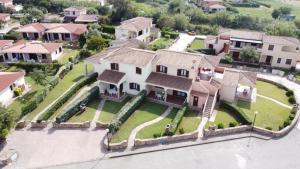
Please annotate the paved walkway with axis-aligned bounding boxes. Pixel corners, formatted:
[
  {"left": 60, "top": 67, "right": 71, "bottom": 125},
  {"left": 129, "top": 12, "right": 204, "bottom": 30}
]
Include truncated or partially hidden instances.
[
  {"left": 91, "top": 99, "right": 106, "bottom": 128},
  {"left": 126, "top": 107, "right": 173, "bottom": 151},
  {"left": 257, "top": 94, "right": 293, "bottom": 109},
  {"left": 197, "top": 117, "right": 208, "bottom": 139},
  {"left": 63, "top": 86, "right": 92, "bottom": 108},
  {"left": 32, "top": 83, "right": 78, "bottom": 122},
  {"left": 169, "top": 33, "right": 206, "bottom": 51}
]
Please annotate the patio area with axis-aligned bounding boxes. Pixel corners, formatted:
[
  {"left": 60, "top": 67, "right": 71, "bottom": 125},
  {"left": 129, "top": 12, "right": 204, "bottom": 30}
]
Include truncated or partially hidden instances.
[{"left": 147, "top": 91, "right": 186, "bottom": 107}]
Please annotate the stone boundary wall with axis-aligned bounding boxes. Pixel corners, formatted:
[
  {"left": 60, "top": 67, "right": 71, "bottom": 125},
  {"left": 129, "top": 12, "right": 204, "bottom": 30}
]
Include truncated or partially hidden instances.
[
  {"left": 15, "top": 120, "right": 28, "bottom": 129},
  {"left": 95, "top": 121, "right": 109, "bottom": 129},
  {"left": 104, "top": 139, "right": 128, "bottom": 150},
  {"left": 52, "top": 121, "right": 90, "bottom": 128},
  {"left": 204, "top": 125, "right": 251, "bottom": 137},
  {"left": 134, "top": 131, "right": 198, "bottom": 147},
  {"left": 31, "top": 121, "right": 48, "bottom": 128}
]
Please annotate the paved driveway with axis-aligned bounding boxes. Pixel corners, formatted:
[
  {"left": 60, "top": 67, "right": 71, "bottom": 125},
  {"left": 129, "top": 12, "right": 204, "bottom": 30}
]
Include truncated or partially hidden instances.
[
  {"left": 3, "top": 128, "right": 106, "bottom": 169},
  {"left": 169, "top": 33, "right": 206, "bottom": 52}
]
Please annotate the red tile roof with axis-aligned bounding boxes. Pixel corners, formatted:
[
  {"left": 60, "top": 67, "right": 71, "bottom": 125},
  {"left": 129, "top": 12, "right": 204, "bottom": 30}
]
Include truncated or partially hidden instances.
[
  {"left": 0, "top": 40, "right": 13, "bottom": 49},
  {"left": 0, "top": 71, "right": 25, "bottom": 92}
]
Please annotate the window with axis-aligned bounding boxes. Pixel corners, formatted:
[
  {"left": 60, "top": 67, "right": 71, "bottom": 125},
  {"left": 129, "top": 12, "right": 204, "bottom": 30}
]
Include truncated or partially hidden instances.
[
  {"left": 129, "top": 83, "right": 140, "bottom": 91},
  {"left": 285, "top": 59, "right": 292, "bottom": 65},
  {"left": 34, "top": 33, "right": 39, "bottom": 39},
  {"left": 22, "top": 33, "right": 27, "bottom": 39},
  {"left": 12, "top": 53, "right": 16, "bottom": 58},
  {"left": 59, "top": 47, "right": 62, "bottom": 53},
  {"left": 53, "top": 33, "right": 59, "bottom": 40},
  {"left": 268, "top": 45, "right": 274, "bottom": 51},
  {"left": 235, "top": 41, "right": 241, "bottom": 48},
  {"left": 4, "top": 53, "right": 8, "bottom": 60},
  {"left": 277, "top": 58, "right": 281, "bottom": 64},
  {"left": 177, "top": 69, "right": 189, "bottom": 78},
  {"left": 73, "top": 11, "right": 75, "bottom": 15},
  {"left": 111, "top": 63, "right": 119, "bottom": 71},
  {"left": 251, "top": 43, "right": 257, "bottom": 47},
  {"left": 156, "top": 65, "right": 167, "bottom": 73},
  {"left": 136, "top": 67, "right": 142, "bottom": 75},
  {"left": 138, "top": 30, "right": 143, "bottom": 36},
  {"left": 64, "top": 33, "right": 70, "bottom": 38},
  {"left": 42, "top": 54, "right": 47, "bottom": 60}
]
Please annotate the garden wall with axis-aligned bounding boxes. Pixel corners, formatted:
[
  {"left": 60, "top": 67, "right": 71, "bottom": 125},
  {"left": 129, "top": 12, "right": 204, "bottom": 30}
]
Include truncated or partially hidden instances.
[
  {"left": 134, "top": 131, "right": 198, "bottom": 147},
  {"left": 204, "top": 125, "right": 251, "bottom": 137},
  {"left": 95, "top": 121, "right": 109, "bottom": 129},
  {"left": 104, "top": 139, "right": 128, "bottom": 150},
  {"left": 52, "top": 121, "right": 91, "bottom": 128},
  {"left": 30, "top": 121, "right": 48, "bottom": 128}
]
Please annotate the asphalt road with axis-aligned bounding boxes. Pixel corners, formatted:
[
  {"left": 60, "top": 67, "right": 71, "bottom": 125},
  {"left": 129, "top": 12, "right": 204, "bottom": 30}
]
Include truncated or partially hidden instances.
[{"left": 46, "top": 122, "right": 300, "bottom": 169}]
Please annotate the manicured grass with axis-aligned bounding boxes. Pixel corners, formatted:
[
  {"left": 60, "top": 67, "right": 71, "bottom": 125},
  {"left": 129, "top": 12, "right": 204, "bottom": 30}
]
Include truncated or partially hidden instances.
[
  {"left": 149, "top": 38, "right": 174, "bottom": 50},
  {"left": 25, "top": 62, "right": 93, "bottom": 121},
  {"left": 131, "top": 1, "right": 155, "bottom": 15},
  {"left": 136, "top": 108, "right": 179, "bottom": 139},
  {"left": 111, "top": 101, "right": 168, "bottom": 143},
  {"left": 206, "top": 107, "right": 242, "bottom": 129},
  {"left": 98, "top": 97, "right": 131, "bottom": 123},
  {"left": 67, "top": 98, "right": 100, "bottom": 123},
  {"left": 59, "top": 49, "right": 80, "bottom": 64},
  {"left": 176, "top": 111, "right": 201, "bottom": 134},
  {"left": 237, "top": 97, "right": 291, "bottom": 130},
  {"left": 256, "top": 80, "right": 290, "bottom": 105},
  {"left": 189, "top": 39, "right": 204, "bottom": 50}
]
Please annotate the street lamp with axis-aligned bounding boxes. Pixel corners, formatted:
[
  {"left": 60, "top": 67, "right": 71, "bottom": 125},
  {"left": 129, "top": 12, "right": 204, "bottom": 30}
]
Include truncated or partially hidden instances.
[
  {"left": 247, "top": 111, "right": 258, "bottom": 147},
  {"left": 105, "top": 128, "right": 111, "bottom": 151}
]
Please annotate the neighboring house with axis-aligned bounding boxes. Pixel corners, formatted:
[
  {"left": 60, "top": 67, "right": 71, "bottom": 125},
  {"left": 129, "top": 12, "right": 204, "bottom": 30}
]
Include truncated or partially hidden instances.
[
  {"left": 0, "top": 40, "right": 13, "bottom": 62},
  {"left": 0, "top": 71, "right": 25, "bottom": 107},
  {"left": 0, "top": 0, "right": 14, "bottom": 9},
  {"left": 196, "top": 0, "right": 226, "bottom": 12},
  {"left": 206, "top": 4, "right": 226, "bottom": 12},
  {"left": 115, "top": 17, "right": 159, "bottom": 43},
  {"left": 41, "top": 14, "right": 63, "bottom": 23},
  {"left": 86, "top": 45, "right": 256, "bottom": 117},
  {"left": 63, "top": 6, "right": 87, "bottom": 22},
  {"left": 75, "top": 14, "right": 98, "bottom": 24},
  {"left": 1, "top": 41, "right": 63, "bottom": 63},
  {"left": 16, "top": 23, "right": 87, "bottom": 42},
  {"left": 205, "top": 29, "right": 300, "bottom": 69},
  {"left": 0, "top": 13, "right": 19, "bottom": 37}
]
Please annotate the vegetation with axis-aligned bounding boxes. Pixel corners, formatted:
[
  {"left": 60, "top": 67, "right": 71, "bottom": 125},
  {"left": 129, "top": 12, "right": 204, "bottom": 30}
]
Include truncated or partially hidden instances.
[
  {"left": 67, "top": 98, "right": 100, "bottom": 123},
  {"left": 149, "top": 37, "right": 174, "bottom": 51},
  {"left": 239, "top": 47, "right": 260, "bottom": 63},
  {"left": 168, "top": 104, "right": 188, "bottom": 135},
  {"left": 0, "top": 106, "right": 15, "bottom": 140},
  {"left": 206, "top": 107, "right": 242, "bottom": 129},
  {"left": 188, "top": 38, "right": 204, "bottom": 50},
  {"left": 176, "top": 110, "right": 201, "bottom": 134}
]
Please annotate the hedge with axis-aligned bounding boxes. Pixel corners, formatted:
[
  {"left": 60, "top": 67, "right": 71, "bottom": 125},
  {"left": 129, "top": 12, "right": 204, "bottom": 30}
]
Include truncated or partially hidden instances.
[
  {"left": 6, "top": 62, "right": 61, "bottom": 74},
  {"left": 101, "top": 24, "right": 115, "bottom": 34},
  {"left": 220, "top": 101, "right": 252, "bottom": 125},
  {"left": 55, "top": 86, "right": 99, "bottom": 123},
  {"left": 37, "top": 72, "right": 98, "bottom": 122},
  {"left": 162, "top": 31, "right": 179, "bottom": 39},
  {"left": 169, "top": 104, "right": 188, "bottom": 135},
  {"left": 108, "top": 90, "right": 146, "bottom": 133}
]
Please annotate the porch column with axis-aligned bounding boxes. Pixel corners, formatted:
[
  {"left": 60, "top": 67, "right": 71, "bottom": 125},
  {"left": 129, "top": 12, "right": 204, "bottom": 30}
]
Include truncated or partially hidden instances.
[
  {"left": 164, "top": 88, "right": 167, "bottom": 101},
  {"left": 47, "top": 33, "right": 50, "bottom": 41},
  {"left": 117, "top": 85, "right": 120, "bottom": 98},
  {"left": 70, "top": 33, "right": 72, "bottom": 41}
]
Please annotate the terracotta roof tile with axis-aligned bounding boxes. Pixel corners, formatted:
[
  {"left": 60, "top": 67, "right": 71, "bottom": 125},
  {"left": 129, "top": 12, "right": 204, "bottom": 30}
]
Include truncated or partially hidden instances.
[
  {"left": 2, "top": 42, "right": 62, "bottom": 54},
  {"left": 118, "top": 17, "right": 152, "bottom": 32},
  {"left": 0, "top": 71, "right": 25, "bottom": 92},
  {"left": 98, "top": 70, "right": 125, "bottom": 84}
]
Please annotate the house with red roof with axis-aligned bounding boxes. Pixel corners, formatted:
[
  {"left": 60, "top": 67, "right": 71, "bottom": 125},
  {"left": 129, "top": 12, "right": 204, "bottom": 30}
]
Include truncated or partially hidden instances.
[
  {"left": 16, "top": 23, "right": 87, "bottom": 42},
  {"left": 0, "top": 71, "right": 26, "bottom": 106},
  {"left": 1, "top": 41, "right": 63, "bottom": 63}
]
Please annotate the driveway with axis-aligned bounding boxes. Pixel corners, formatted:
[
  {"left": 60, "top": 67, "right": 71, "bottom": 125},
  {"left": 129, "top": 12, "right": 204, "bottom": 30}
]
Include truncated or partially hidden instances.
[
  {"left": 168, "top": 33, "right": 206, "bottom": 52},
  {"left": 3, "top": 128, "right": 106, "bottom": 169}
]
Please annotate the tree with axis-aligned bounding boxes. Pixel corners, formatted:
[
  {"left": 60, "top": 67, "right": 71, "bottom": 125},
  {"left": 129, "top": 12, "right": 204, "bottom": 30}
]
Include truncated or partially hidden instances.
[
  {"left": 294, "top": 19, "right": 300, "bottom": 29},
  {"left": 78, "top": 34, "right": 87, "bottom": 48},
  {"left": 173, "top": 14, "right": 189, "bottom": 31},
  {"left": 109, "top": 0, "right": 138, "bottom": 22},
  {"left": 0, "top": 105, "right": 15, "bottom": 140},
  {"left": 186, "top": 8, "right": 209, "bottom": 24},
  {"left": 265, "top": 20, "right": 297, "bottom": 37},
  {"left": 30, "top": 68, "right": 47, "bottom": 85},
  {"left": 240, "top": 47, "right": 260, "bottom": 63},
  {"left": 272, "top": 9, "right": 280, "bottom": 19},
  {"left": 168, "top": 0, "right": 184, "bottom": 13},
  {"left": 212, "top": 12, "right": 232, "bottom": 27},
  {"left": 86, "top": 35, "right": 107, "bottom": 51},
  {"left": 97, "top": 5, "right": 110, "bottom": 15},
  {"left": 157, "top": 15, "right": 175, "bottom": 29},
  {"left": 87, "top": 7, "right": 98, "bottom": 15},
  {"left": 272, "top": 7, "right": 292, "bottom": 19}
]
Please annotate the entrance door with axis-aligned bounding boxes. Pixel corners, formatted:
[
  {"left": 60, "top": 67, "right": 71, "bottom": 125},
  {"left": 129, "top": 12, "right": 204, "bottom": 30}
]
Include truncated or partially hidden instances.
[
  {"left": 193, "top": 96, "right": 198, "bottom": 107},
  {"left": 232, "top": 52, "right": 240, "bottom": 61},
  {"left": 208, "top": 44, "right": 214, "bottom": 49},
  {"left": 0, "top": 55, "right": 4, "bottom": 62},
  {"left": 266, "top": 55, "right": 272, "bottom": 65}
]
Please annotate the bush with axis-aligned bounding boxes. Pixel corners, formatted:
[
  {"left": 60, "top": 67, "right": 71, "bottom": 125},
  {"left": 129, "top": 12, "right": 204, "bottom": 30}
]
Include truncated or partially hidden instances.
[
  {"left": 79, "top": 50, "right": 92, "bottom": 59},
  {"left": 6, "top": 62, "right": 61, "bottom": 74},
  {"left": 20, "top": 88, "right": 48, "bottom": 117},
  {"left": 56, "top": 86, "right": 99, "bottom": 123},
  {"left": 220, "top": 101, "right": 252, "bottom": 125},
  {"left": 288, "top": 96, "right": 296, "bottom": 104},
  {"left": 14, "top": 87, "right": 22, "bottom": 96},
  {"left": 286, "top": 90, "right": 294, "bottom": 97},
  {"left": 217, "top": 123, "right": 224, "bottom": 129},
  {"left": 198, "top": 48, "right": 216, "bottom": 55},
  {"left": 168, "top": 104, "right": 188, "bottom": 135},
  {"left": 265, "top": 126, "right": 272, "bottom": 130},
  {"left": 37, "top": 73, "right": 98, "bottom": 122},
  {"left": 161, "top": 30, "right": 179, "bottom": 39},
  {"left": 289, "top": 114, "right": 295, "bottom": 121},
  {"left": 101, "top": 24, "right": 115, "bottom": 34},
  {"left": 108, "top": 90, "right": 146, "bottom": 133},
  {"left": 283, "top": 119, "right": 291, "bottom": 127},
  {"left": 153, "top": 133, "right": 161, "bottom": 138},
  {"left": 229, "top": 122, "right": 237, "bottom": 127},
  {"left": 179, "top": 128, "right": 185, "bottom": 134}
]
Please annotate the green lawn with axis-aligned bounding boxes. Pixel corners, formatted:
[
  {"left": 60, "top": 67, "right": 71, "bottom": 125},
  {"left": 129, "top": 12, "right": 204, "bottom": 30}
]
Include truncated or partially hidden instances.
[
  {"left": 189, "top": 39, "right": 204, "bottom": 50},
  {"left": 136, "top": 108, "right": 178, "bottom": 139},
  {"left": 176, "top": 111, "right": 201, "bottom": 134},
  {"left": 25, "top": 62, "right": 92, "bottom": 121},
  {"left": 59, "top": 49, "right": 80, "bottom": 64},
  {"left": 111, "top": 101, "right": 168, "bottom": 143},
  {"left": 237, "top": 97, "right": 291, "bottom": 130},
  {"left": 67, "top": 98, "right": 100, "bottom": 123},
  {"left": 206, "top": 107, "right": 242, "bottom": 129},
  {"left": 256, "top": 80, "right": 290, "bottom": 105},
  {"left": 150, "top": 38, "right": 174, "bottom": 50},
  {"left": 98, "top": 97, "right": 131, "bottom": 123},
  {"left": 237, "top": 6, "right": 273, "bottom": 19},
  {"left": 131, "top": 1, "right": 155, "bottom": 15}
]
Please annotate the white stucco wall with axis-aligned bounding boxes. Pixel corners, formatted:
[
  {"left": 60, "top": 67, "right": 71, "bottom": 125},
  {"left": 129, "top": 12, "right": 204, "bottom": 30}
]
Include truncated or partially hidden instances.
[
  {"left": 219, "top": 85, "right": 236, "bottom": 102},
  {"left": 0, "top": 75, "right": 25, "bottom": 106}
]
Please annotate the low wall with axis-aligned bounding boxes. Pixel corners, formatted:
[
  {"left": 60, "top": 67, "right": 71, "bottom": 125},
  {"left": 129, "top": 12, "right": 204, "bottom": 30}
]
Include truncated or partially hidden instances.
[
  {"left": 15, "top": 120, "right": 28, "bottom": 129},
  {"left": 52, "top": 121, "right": 90, "bottom": 128},
  {"left": 31, "top": 121, "right": 48, "bottom": 128},
  {"left": 257, "top": 77, "right": 289, "bottom": 90},
  {"left": 95, "top": 121, "right": 109, "bottom": 129},
  {"left": 204, "top": 125, "right": 251, "bottom": 137},
  {"left": 104, "top": 139, "right": 128, "bottom": 150},
  {"left": 134, "top": 131, "right": 198, "bottom": 147}
]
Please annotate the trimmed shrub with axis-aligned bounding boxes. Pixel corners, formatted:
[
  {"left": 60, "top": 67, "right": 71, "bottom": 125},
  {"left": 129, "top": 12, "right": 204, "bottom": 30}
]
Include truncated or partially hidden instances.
[
  {"left": 219, "top": 101, "right": 252, "bottom": 125},
  {"left": 289, "top": 114, "right": 295, "bottom": 121},
  {"left": 101, "top": 24, "right": 115, "bottom": 34},
  {"left": 265, "top": 126, "right": 272, "bottom": 130},
  {"left": 169, "top": 104, "right": 188, "bottom": 135},
  {"left": 161, "top": 31, "right": 179, "bottom": 39},
  {"left": 283, "top": 119, "right": 291, "bottom": 127},
  {"left": 153, "top": 133, "right": 161, "bottom": 138},
  {"left": 6, "top": 62, "right": 61, "bottom": 74},
  {"left": 217, "top": 123, "right": 224, "bottom": 129},
  {"left": 56, "top": 86, "right": 99, "bottom": 123},
  {"left": 286, "top": 90, "right": 294, "bottom": 97},
  {"left": 288, "top": 96, "right": 296, "bottom": 104},
  {"left": 179, "top": 128, "right": 185, "bottom": 134},
  {"left": 108, "top": 90, "right": 147, "bottom": 133},
  {"left": 229, "top": 122, "right": 237, "bottom": 127},
  {"left": 198, "top": 48, "right": 216, "bottom": 55},
  {"left": 20, "top": 88, "right": 48, "bottom": 117},
  {"left": 37, "top": 73, "right": 98, "bottom": 122}
]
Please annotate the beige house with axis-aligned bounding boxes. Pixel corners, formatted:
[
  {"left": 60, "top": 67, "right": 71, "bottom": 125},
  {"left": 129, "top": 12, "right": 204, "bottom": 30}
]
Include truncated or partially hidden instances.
[
  {"left": 63, "top": 6, "right": 87, "bottom": 22},
  {"left": 195, "top": 0, "right": 226, "bottom": 12},
  {"left": 205, "top": 29, "right": 300, "bottom": 69},
  {"left": 86, "top": 44, "right": 256, "bottom": 117}
]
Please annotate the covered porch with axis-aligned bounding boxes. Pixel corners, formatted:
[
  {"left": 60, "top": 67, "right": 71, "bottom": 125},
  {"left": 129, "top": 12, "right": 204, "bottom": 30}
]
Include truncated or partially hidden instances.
[
  {"left": 145, "top": 72, "right": 192, "bottom": 108},
  {"left": 98, "top": 69, "right": 127, "bottom": 102},
  {"left": 235, "top": 84, "right": 257, "bottom": 102}
]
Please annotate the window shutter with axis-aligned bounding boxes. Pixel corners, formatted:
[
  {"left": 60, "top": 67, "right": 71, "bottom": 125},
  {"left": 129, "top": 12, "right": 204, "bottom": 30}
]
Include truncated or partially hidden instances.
[
  {"left": 137, "top": 84, "right": 140, "bottom": 91},
  {"left": 186, "top": 71, "right": 189, "bottom": 78},
  {"left": 129, "top": 83, "right": 133, "bottom": 89},
  {"left": 177, "top": 69, "right": 181, "bottom": 76},
  {"left": 116, "top": 64, "right": 119, "bottom": 70},
  {"left": 164, "top": 67, "right": 168, "bottom": 73}
]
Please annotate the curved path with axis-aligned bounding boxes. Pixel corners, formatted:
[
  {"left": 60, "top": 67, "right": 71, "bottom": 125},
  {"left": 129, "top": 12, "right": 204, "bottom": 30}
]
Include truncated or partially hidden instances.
[
  {"left": 257, "top": 94, "right": 293, "bottom": 109},
  {"left": 126, "top": 107, "right": 173, "bottom": 151}
]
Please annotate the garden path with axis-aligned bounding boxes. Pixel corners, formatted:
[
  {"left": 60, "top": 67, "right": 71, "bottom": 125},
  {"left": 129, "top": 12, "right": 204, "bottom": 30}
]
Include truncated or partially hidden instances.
[
  {"left": 126, "top": 107, "right": 173, "bottom": 151},
  {"left": 256, "top": 94, "right": 293, "bottom": 109},
  {"left": 91, "top": 99, "right": 106, "bottom": 128}
]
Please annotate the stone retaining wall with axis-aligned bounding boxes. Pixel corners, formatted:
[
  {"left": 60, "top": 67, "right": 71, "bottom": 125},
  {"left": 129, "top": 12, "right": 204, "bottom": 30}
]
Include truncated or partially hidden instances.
[
  {"left": 134, "top": 131, "right": 198, "bottom": 147},
  {"left": 15, "top": 120, "right": 27, "bottom": 129},
  {"left": 95, "top": 121, "right": 109, "bottom": 129},
  {"left": 52, "top": 121, "right": 90, "bottom": 128},
  {"left": 31, "top": 121, "right": 48, "bottom": 128},
  {"left": 104, "top": 139, "right": 128, "bottom": 150},
  {"left": 204, "top": 125, "right": 251, "bottom": 137}
]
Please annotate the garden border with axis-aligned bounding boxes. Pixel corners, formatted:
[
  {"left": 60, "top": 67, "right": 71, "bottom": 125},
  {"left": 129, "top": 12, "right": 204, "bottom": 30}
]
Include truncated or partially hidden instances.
[{"left": 52, "top": 121, "right": 90, "bottom": 128}]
